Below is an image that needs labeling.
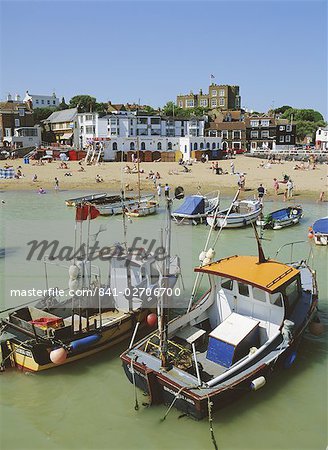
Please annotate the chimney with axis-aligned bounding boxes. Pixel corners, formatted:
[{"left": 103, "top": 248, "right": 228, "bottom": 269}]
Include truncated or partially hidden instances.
[
  {"left": 15, "top": 94, "right": 21, "bottom": 102},
  {"left": 7, "top": 93, "right": 12, "bottom": 102}
]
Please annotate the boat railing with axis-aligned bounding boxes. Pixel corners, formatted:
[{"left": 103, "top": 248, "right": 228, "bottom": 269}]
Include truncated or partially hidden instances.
[{"left": 274, "top": 241, "right": 314, "bottom": 266}]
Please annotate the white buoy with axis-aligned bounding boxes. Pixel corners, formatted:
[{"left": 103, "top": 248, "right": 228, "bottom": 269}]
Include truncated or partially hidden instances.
[
  {"left": 199, "top": 251, "right": 206, "bottom": 262},
  {"left": 206, "top": 248, "right": 215, "bottom": 260},
  {"left": 202, "top": 257, "right": 211, "bottom": 266},
  {"left": 50, "top": 348, "right": 67, "bottom": 364},
  {"left": 251, "top": 376, "right": 266, "bottom": 391}
]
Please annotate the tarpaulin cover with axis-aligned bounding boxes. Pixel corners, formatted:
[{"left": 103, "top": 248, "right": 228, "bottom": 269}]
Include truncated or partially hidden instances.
[
  {"left": 173, "top": 196, "right": 205, "bottom": 215},
  {"left": 312, "top": 217, "right": 328, "bottom": 234}
]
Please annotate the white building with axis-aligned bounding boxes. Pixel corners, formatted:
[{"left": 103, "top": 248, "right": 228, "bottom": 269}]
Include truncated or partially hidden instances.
[
  {"left": 5, "top": 126, "right": 42, "bottom": 148},
  {"left": 316, "top": 127, "right": 328, "bottom": 151},
  {"left": 76, "top": 111, "right": 221, "bottom": 161},
  {"left": 24, "top": 90, "right": 60, "bottom": 109}
]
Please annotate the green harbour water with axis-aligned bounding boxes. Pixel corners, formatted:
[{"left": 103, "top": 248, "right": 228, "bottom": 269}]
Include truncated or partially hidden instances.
[{"left": 0, "top": 190, "right": 327, "bottom": 450}]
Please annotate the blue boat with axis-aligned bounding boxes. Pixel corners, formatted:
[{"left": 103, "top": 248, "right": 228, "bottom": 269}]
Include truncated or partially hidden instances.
[
  {"left": 257, "top": 205, "right": 303, "bottom": 230},
  {"left": 172, "top": 192, "right": 220, "bottom": 225},
  {"left": 309, "top": 217, "right": 328, "bottom": 245}
]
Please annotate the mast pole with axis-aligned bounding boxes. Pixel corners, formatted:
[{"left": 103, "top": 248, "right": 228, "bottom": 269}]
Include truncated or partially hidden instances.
[{"left": 137, "top": 135, "right": 141, "bottom": 203}]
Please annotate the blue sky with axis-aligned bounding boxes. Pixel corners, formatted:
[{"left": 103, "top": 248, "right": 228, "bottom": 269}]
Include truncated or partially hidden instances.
[{"left": 0, "top": 1, "right": 327, "bottom": 116}]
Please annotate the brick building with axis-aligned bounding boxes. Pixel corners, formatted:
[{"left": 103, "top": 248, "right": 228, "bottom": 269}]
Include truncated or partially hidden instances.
[
  {"left": 177, "top": 83, "right": 241, "bottom": 111},
  {"left": 0, "top": 100, "right": 37, "bottom": 147}
]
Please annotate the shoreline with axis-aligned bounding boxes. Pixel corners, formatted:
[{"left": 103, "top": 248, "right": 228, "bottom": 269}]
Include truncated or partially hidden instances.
[{"left": 1, "top": 156, "right": 327, "bottom": 202}]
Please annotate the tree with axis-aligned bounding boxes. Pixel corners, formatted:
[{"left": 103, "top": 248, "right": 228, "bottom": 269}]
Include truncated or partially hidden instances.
[
  {"left": 94, "top": 102, "right": 109, "bottom": 116},
  {"left": 273, "top": 105, "right": 293, "bottom": 115},
  {"left": 33, "top": 107, "right": 57, "bottom": 123},
  {"left": 69, "top": 95, "right": 97, "bottom": 112},
  {"left": 58, "top": 97, "right": 69, "bottom": 110},
  {"left": 295, "top": 120, "right": 326, "bottom": 142},
  {"left": 281, "top": 108, "right": 324, "bottom": 122}
]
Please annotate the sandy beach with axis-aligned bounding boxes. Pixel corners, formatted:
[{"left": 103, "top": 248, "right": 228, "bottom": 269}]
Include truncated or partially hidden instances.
[{"left": 1, "top": 156, "right": 327, "bottom": 201}]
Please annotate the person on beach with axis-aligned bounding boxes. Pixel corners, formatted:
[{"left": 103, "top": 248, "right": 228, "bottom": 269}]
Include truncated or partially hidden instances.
[
  {"left": 286, "top": 179, "right": 294, "bottom": 198},
  {"left": 157, "top": 183, "right": 162, "bottom": 197},
  {"left": 95, "top": 174, "right": 103, "bottom": 183},
  {"left": 38, "top": 187, "right": 46, "bottom": 194},
  {"left": 54, "top": 177, "right": 59, "bottom": 191},
  {"left": 318, "top": 191, "right": 325, "bottom": 202},
  {"left": 32, "top": 174, "right": 37, "bottom": 182},
  {"left": 257, "top": 184, "right": 265, "bottom": 203},
  {"left": 164, "top": 183, "right": 170, "bottom": 198},
  {"left": 230, "top": 161, "right": 235, "bottom": 174},
  {"left": 273, "top": 178, "right": 279, "bottom": 196},
  {"left": 238, "top": 174, "right": 245, "bottom": 190}
]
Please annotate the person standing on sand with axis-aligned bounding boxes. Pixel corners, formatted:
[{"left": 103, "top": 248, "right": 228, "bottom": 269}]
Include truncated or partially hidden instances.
[
  {"left": 54, "top": 177, "right": 59, "bottom": 191},
  {"left": 286, "top": 179, "right": 294, "bottom": 198},
  {"left": 273, "top": 178, "right": 279, "bottom": 196},
  {"left": 257, "top": 184, "right": 265, "bottom": 203},
  {"left": 157, "top": 183, "right": 162, "bottom": 197},
  {"left": 230, "top": 161, "right": 235, "bottom": 174},
  {"left": 164, "top": 183, "right": 170, "bottom": 198}
]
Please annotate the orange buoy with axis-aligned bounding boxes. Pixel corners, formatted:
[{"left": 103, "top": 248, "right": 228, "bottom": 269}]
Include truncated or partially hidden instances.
[
  {"left": 146, "top": 313, "right": 157, "bottom": 327},
  {"left": 50, "top": 347, "right": 68, "bottom": 364},
  {"left": 308, "top": 232, "right": 313, "bottom": 239}
]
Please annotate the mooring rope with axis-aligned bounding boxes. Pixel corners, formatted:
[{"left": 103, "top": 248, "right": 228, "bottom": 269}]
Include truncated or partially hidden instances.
[
  {"left": 130, "top": 357, "right": 139, "bottom": 411},
  {"left": 207, "top": 394, "right": 218, "bottom": 450}
]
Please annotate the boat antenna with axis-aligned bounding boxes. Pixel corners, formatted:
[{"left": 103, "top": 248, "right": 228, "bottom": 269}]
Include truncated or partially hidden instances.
[
  {"left": 120, "top": 145, "right": 128, "bottom": 251},
  {"left": 251, "top": 222, "right": 267, "bottom": 264},
  {"left": 187, "top": 188, "right": 240, "bottom": 313}
]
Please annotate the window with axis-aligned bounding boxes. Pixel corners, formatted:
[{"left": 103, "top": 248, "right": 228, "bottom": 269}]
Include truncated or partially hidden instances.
[
  {"left": 186, "top": 99, "right": 194, "bottom": 108},
  {"left": 211, "top": 99, "right": 217, "bottom": 107},
  {"left": 85, "top": 114, "right": 93, "bottom": 121},
  {"left": 18, "top": 109, "right": 25, "bottom": 116},
  {"left": 167, "top": 142, "right": 172, "bottom": 150},
  {"left": 219, "top": 89, "right": 225, "bottom": 97},
  {"left": 200, "top": 99, "right": 208, "bottom": 107},
  {"left": 212, "top": 142, "right": 216, "bottom": 149},
  {"left": 261, "top": 120, "right": 270, "bottom": 126},
  {"left": 157, "top": 142, "right": 162, "bottom": 150},
  {"left": 233, "top": 142, "right": 241, "bottom": 149},
  {"left": 219, "top": 98, "right": 225, "bottom": 106},
  {"left": 194, "top": 142, "right": 198, "bottom": 150},
  {"left": 261, "top": 130, "right": 269, "bottom": 138},
  {"left": 5, "top": 128, "right": 11, "bottom": 137},
  {"left": 252, "top": 287, "right": 266, "bottom": 302},
  {"left": 35, "top": 100, "right": 39, "bottom": 105},
  {"left": 279, "top": 125, "right": 285, "bottom": 131},
  {"left": 250, "top": 120, "right": 259, "bottom": 127},
  {"left": 251, "top": 131, "right": 258, "bottom": 138},
  {"left": 47, "top": 100, "right": 50, "bottom": 105},
  {"left": 279, "top": 136, "right": 284, "bottom": 143},
  {"left": 41, "top": 100, "right": 44, "bottom": 104},
  {"left": 222, "top": 130, "right": 228, "bottom": 139},
  {"left": 206, "top": 142, "right": 210, "bottom": 149},
  {"left": 200, "top": 142, "right": 204, "bottom": 149},
  {"left": 112, "top": 142, "right": 118, "bottom": 150},
  {"left": 238, "top": 282, "right": 249, "bottom": 297},
  {"left": 53, "top": 101, "right": 56, "bottom": 105},
  {"left": 269, "top": 292, "right": 283, "bottom": 307},
  {"left": 286, "top": 125, "right": 292, "bottom": 132},
  {"left": 285, "top": 279, "right": 299, "bottom": 310},
  {"left": 221, "top": 278, "right": 233, "bottom": 290},
  {"left": 151, "top": 118, "right": 160, "bottom": 124},
  {"left": 178, "top": 101, "right": 183, "bottom": 108},
  {"left": 233, "top": 131, "right": 241, "bottom": 139},
  {"left": 130, "top": 142, "right": 135, "bottom": 150},
  {"left": 137, "top": 117, "right": 148, "bottom": 124},
  {"left": 15, "top": 119, "right": 20, "bottom": 127},
  {"left": 141, "top": 142, "right": 146, "bottom": 150},
  {"left": 286, "top": 135, "right": 291, "bottom": 142},
  {"left": 211, "top": 90, "right": 217, "bottom": 97},
  {"left": 85, "top": 125, "right": 94, "bottom": 134}
]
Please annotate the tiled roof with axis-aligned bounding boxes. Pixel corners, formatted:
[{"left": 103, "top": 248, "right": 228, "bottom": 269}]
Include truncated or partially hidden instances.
[
  {"left": 44, "top": 108, "right": 77, "bottom": 123},
  {"left": 209, "top": 122, "right": 246, "bottom": 130},
  {"left": 0, "top": 102, "right": 30, "bottom": 112}
]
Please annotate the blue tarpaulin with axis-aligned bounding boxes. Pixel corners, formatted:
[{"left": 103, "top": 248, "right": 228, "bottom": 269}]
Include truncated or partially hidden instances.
[
  {"left": 173, "top": 196, "right": 205, "bottom": 216},
  {"left": 271, "top": 208, "right": 290, "bottom": 220},
  {"left": 313, "top": 217, "right": 328, "bottom": 234}
]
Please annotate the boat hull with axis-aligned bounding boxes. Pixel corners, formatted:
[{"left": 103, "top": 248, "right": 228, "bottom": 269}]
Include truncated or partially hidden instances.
[{"left": 208, "top": 209, "right": 262, "bottom": 229}]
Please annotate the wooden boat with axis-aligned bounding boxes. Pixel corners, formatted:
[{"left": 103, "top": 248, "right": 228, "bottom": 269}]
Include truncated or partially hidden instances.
[
  {"left": 65, "top": 193, "right": 107, "bottom": 206},
  {"left": 96, "top": 195, "right": 155, "bottom": 216},
  {"left": 309, "top": 217, "right": 328, "bottom": 245},
  {"left": 207, "top": 199, "right": 262, "bottom": 228},
  {"left": 171, "top": 192, "right": 220, "bottom": 225},
  {"left": 125, "top": 200, "right": 158, "bottom": 218},
  {"left": 0, "top": 204, "right": 180, "bottom": 372},
  {"left": 257, "top": 205, "right": 303, "bottom": 230},
  {"left": 120, "top": 234, "right": 319, "bottom": 419}
]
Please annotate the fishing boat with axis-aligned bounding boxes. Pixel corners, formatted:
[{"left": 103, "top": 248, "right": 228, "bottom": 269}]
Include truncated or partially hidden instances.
[
  {"left": 308, "top": 217, "right": 328, "bottom": 245},
  {"left": 257, "top": 205, "right": 303, "bottom": 230},
  {"left": 171, "top": 192, "right": 220, "bottom": 225},
  {"left": 0, "top": 202, "right": 180, "bottom": 372},
  {"left": 207, "top": 198, "right": 262, "bottom": 229},
  {"left": 120, "top": 228, "right": 319, "bottom": 419},
  {"left": 65, "top": 193, "right": 107, "bottom": 207},
  {"left": 95, "top": 195, "right": 155, "bottom": 216}
]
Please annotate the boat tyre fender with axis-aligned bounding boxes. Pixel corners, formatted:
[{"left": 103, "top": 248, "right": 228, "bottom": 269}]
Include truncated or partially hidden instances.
[{"left": 243, "top": 218, "right": 247, "bottom": 226}]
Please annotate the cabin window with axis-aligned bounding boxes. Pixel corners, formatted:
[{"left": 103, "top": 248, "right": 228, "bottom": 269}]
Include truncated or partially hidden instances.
[
  {"left": 285, "top": 279, "right": 299, "bottom": 309},
  {"left": 269, "top": 292, "right": 283, "bottom": 307},
  {"left": 252, "top": 287, "right": 266, "bottom": 302},
  {"left": 221, "top": 278, "right": 233, "bottom": 291},
  {"left": 238, "top": 282, "right": 250, "bottom": 297}
]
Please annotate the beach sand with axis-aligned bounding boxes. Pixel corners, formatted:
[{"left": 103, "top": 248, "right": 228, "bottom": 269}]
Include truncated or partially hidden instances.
[{"left": 1, "top": 156, "right": 327, "bottom": 201}]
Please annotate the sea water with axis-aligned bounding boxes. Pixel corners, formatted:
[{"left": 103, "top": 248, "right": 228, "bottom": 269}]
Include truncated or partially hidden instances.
[{"left": 0, "top": 190, "right": 327, "bottom": 450}]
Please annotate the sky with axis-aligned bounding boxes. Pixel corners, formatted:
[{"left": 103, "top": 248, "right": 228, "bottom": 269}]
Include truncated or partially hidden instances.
[{"left": 0, "top": 0, "right": 327, "bottom": 117}]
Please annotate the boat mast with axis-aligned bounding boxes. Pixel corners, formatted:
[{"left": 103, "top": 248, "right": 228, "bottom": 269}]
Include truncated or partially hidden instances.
[{"left": 137, "top": 135, "right": 141, "bottom": 203}]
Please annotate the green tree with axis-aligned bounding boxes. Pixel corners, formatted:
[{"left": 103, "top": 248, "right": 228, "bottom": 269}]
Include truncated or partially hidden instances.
[
  {"left": 295, "top": 120, "right": 326, "bottom": 142},
  {"left": 58, "top": 97, "right": 69, "bottom": 110},
  {"left": 94, "top": 102, "right": 109, "bottom": 116},
  {"left": 281, "top": 108, "right": 324, "bottom": 122},
  {"left": 69, "top": 95, "right": 97, "bottom": 112},
  {"left": 33, "top": 107, "right": 57, "bottom": 123},
  {"left": 273, "top": 105, "right": 293, "bottom": 115}
]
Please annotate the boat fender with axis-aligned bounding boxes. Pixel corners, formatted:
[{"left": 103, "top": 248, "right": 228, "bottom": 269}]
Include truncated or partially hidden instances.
[
  {"left": 69, "top": 264, "right": 79, "bottom": 279},
  {"left": 282, "top": 319, "right": 295, "bottom": 342},
  {"left": 205, "top": 248, "right": 215, "bottom": 260},
  {"left": 50, "top": 347, "right": 68, "bottom": 364},
  {"left": 250, "top": 376, "right": 266, "bottom": 391},
  {"left": 248, "top": 347, "right": 257, "bottom": 355},
  {"left": 70, "top": 334, "right": 101, "bottom": 351},
  {"left": 292, "top": 209, "right": 298, "bottom": 215},
  {"left": 199, "top": 251, "right": 206, "bottom": 262},
  {"left": 284, "top": 351, "right": 297, "bottom": 369},
  {"left": 202, "top": 257, "right": 211, "bottom": 266}
]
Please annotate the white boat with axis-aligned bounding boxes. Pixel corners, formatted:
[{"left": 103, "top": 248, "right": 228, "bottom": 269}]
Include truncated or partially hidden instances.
[
  {"left": 96, "top": 195, "right": 154, "bottom": 216},
  {"left": 125, "top": 200, "right": 158, "bottom": 217},
  {"left": 171, "top": 191, "right": 220, "bottom": 225},
  {"left": 309, "top": 217, "right": 328, "bottom": 245},
  {"left": 65, "top": 193, "right": 107, "bottom": 207},
  {"left": 207, "top": 199, "right": 262, "bottom": 228}
]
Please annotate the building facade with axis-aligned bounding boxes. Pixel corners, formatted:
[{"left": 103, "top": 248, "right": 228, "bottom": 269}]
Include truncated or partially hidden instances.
[
  {"left": 24, "top": 90, "right": 60, "bottom": 108},
  {"left": 275, "top": 121, "right": 296, "bottom": 147},
  {"left": 177, "top": 83, "right": 241, "bottom": 111},
  {"left": 43, "top": 108, "right": 78, "bottom": 145},
  {"left": 245, "top": 115, "right": 277, "bottom": 151},
  {"left": 0, "top": 101, "right": 41, "bottom": 147},
  {"left": 315, "top": 127, "right": 328, "bottom": 151}
]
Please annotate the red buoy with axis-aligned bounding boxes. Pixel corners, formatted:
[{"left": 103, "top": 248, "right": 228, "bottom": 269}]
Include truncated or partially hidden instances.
[
  {"left": 146, "top": 313, "right": 157, "bottom": 327},
  {"left": 308, "top": 232, "right": 313, "bottom": 239}
]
